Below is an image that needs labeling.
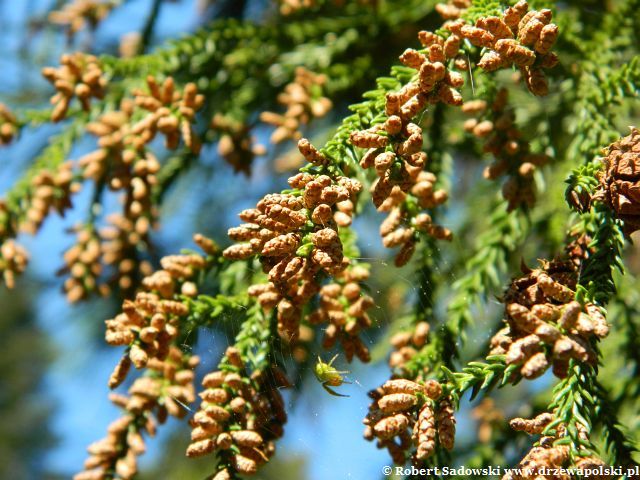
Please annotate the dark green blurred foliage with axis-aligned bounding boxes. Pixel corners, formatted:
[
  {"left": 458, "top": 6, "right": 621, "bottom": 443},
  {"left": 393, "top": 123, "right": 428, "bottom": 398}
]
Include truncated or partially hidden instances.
[{"left": 0, "top": 289, "right": 55, "bottom": 480}]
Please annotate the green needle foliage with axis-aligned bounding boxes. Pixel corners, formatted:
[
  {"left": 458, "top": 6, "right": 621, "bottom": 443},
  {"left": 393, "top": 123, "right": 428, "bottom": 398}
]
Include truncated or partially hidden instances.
[{"left": 0, "top": 0, "right": 639, "bottom": 479}]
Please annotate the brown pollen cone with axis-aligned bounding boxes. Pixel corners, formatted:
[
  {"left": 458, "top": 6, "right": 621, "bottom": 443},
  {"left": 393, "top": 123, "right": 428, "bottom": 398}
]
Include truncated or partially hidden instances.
[
  {"left": 597, "top": 127, "right": 640, "bottom": 234},
  {"left": 490, "top": 258, "right": 609, "bottom": 379}
]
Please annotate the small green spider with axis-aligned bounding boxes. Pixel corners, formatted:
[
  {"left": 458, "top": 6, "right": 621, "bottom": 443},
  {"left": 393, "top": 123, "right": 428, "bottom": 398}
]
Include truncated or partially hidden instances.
[{"left": 314, "top": 354, "right": 351, "bottom": 397}]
